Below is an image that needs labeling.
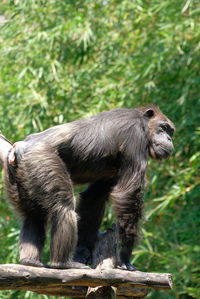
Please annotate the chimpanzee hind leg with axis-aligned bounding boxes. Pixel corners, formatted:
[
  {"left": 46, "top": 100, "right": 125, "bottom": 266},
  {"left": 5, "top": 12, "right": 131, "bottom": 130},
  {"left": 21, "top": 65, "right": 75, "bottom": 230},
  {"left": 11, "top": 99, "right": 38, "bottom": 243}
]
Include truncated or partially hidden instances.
[
  {"left": 47, "top": 160, "right": 89, "bottom": 269},
  {"left": 20, "top": 214, "right": 46, "bottom": 267},
  {"left": 50, "top": 206, "right": 82, "bottom": 269},
  {"left": 74, "top": 180, "right": 115, "bottom": 265},
  {"left": 17, "top": 145, "right": 88, "bottom": 269}
]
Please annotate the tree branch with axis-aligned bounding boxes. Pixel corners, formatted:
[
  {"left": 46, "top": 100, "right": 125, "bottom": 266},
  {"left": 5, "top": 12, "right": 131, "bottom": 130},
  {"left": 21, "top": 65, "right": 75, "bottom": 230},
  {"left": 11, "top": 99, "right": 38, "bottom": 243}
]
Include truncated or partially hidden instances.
[
  {"left": 0, "top": 134, "right": 12, "bottom": 167},
  {"left": 0, "top": 264, "right": 172, "bottom": 296}
]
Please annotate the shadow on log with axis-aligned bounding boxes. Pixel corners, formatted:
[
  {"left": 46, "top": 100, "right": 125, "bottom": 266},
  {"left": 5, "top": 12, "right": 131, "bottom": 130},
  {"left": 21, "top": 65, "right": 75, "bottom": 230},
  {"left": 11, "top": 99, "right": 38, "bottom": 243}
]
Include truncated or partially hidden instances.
[{"left": 0, "top": 134, "right": 173, "bottom": 298}]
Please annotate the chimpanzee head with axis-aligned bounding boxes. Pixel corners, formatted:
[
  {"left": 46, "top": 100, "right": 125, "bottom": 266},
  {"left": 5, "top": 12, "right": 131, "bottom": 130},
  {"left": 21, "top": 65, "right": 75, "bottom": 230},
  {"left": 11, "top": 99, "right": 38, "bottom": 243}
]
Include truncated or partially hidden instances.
[{"left": 142, "top": 105, "right": 175, "bottom": 160}]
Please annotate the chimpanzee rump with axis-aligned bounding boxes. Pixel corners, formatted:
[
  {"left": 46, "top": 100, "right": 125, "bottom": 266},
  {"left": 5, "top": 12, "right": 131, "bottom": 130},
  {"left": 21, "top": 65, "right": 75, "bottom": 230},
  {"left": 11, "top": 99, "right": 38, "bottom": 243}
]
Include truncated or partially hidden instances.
[{"left": 3, "top": 105, "right": 175, "bottom": 269}]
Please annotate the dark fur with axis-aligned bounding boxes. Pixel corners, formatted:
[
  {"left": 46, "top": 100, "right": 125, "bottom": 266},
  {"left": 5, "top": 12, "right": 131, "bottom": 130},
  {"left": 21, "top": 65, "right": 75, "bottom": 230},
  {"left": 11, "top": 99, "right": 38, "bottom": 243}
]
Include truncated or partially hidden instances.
[{"left": 4, "top": 105, "right": 175, "bottom": 269}]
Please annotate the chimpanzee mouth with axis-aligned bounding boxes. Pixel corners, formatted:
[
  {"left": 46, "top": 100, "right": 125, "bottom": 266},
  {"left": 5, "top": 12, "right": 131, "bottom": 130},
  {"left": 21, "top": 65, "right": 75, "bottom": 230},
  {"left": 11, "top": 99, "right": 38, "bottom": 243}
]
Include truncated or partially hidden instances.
[{"left": 149, "top": 144, "right": 173, "bottom": 160}]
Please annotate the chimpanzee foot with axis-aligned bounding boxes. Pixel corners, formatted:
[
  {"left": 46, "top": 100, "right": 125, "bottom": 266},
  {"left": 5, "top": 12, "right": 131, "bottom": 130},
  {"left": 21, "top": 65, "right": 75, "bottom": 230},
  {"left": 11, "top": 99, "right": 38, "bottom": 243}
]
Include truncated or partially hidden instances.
[
  {"left": 51, "top": 261, "right": 90, "bottom": 269},
  {"left": 20, "top": 258, "right": 45, "bottom": 268},
  {"left": 117, "top": 263, "right": 137, "bottom": 271}
]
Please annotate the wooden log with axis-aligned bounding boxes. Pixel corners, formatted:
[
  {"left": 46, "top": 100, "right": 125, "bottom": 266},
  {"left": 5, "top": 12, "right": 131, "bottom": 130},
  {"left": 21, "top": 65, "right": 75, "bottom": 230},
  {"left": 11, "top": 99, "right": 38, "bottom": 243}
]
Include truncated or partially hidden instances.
[{"left": 0, "top": 264, "right": 172, "bottom": 293}]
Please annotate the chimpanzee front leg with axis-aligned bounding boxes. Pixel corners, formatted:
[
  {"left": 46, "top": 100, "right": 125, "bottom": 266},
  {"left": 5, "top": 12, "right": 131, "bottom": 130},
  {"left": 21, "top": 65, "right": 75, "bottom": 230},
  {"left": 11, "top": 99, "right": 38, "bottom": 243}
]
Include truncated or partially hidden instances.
[{"left": 112, "top": 185, "right": 144, "bottom": 271}]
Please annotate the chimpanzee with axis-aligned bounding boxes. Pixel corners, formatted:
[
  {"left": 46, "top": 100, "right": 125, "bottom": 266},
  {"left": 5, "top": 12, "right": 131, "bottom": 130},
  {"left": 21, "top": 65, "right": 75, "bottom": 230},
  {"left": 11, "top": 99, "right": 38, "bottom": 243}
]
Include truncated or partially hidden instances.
[{"left": 3, "top": 105, "right": 175, "bottom": 270}]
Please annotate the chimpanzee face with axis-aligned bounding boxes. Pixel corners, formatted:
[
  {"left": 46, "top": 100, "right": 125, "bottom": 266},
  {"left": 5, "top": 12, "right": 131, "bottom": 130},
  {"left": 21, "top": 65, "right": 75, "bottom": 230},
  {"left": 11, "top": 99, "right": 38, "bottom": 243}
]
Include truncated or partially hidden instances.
[{"left": 149, "top": 121, "right": 174, "bottom": 160}]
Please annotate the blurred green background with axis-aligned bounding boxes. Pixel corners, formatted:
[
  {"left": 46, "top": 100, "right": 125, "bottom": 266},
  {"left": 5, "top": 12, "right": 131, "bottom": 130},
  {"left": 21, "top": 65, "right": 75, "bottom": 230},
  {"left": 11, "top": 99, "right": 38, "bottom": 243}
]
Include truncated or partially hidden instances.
[{"left": 0, "top": 1, "right": 199, "bottom": 298}]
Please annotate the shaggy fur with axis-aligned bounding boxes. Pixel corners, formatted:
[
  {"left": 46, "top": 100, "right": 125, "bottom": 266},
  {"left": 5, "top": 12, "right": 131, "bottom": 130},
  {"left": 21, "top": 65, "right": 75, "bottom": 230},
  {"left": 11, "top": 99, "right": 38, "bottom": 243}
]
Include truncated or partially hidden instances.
[{"left": 4, "top": 105, "right": 175, "bottom": 269}]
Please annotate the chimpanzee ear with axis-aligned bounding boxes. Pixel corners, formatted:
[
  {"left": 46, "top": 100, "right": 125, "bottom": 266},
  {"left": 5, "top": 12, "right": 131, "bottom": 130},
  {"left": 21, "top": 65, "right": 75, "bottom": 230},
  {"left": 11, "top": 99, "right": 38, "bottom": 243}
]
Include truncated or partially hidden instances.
[{"left": 143, "top": 108, "right": 155, "bottom": 118}]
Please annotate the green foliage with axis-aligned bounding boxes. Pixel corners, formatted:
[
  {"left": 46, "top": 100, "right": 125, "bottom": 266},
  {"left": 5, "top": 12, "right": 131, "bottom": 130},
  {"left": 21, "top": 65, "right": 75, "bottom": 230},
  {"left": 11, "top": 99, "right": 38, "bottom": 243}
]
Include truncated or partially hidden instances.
[{"left": 0, "top": 0, "right": 199, "bottom": 298}]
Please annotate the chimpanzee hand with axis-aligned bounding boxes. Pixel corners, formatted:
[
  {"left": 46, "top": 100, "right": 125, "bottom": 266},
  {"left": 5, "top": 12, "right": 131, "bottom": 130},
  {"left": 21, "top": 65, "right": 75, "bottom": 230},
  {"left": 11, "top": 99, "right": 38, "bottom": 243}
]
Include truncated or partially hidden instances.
[
  {"left": 118, "top": 246, "right": 137, "bottom": 271},
  {"left": 117, "top": 262, "right": 137, "bottom": 271}
]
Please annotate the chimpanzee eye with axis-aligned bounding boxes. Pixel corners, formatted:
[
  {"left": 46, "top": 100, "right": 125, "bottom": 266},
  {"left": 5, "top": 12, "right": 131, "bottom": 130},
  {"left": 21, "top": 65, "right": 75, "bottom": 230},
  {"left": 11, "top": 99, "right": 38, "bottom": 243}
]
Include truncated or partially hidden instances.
[
  {"left": 161, "top": 124, "right": 168, "bottom": 131},
  {"left": 161, "top": 124, "right": 174, "bottom": 137}
]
